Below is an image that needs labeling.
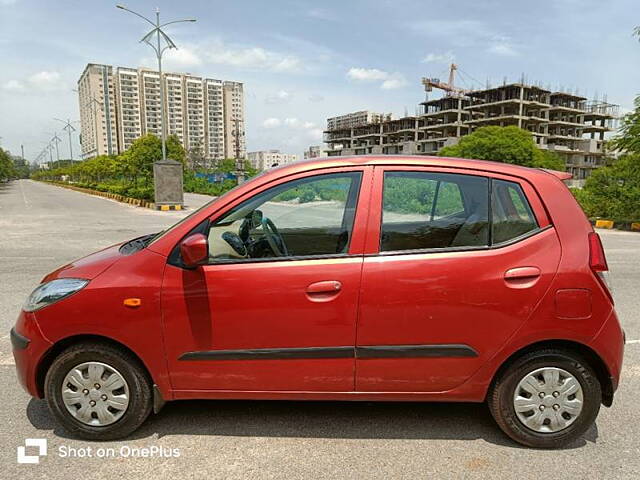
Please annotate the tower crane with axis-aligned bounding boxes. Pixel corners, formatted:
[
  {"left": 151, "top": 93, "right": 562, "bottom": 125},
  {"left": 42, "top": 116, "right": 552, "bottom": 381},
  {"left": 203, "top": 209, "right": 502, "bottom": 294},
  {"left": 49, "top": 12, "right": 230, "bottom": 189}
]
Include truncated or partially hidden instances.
[{"left": 421, "top": 63, "right": 468, "bottom": 100}]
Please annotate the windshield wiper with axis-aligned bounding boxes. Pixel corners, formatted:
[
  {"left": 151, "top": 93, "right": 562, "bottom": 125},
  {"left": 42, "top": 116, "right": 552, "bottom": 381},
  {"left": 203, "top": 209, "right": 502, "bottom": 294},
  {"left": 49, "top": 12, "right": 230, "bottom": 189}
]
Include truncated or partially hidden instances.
[{"left": 119, "top": 232, "right": 162, "bottom": 255}]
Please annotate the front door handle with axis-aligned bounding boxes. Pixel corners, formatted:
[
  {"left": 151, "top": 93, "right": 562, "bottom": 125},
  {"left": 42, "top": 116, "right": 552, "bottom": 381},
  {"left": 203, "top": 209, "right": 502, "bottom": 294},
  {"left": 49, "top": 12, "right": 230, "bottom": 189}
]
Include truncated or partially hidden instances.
[
  {"left": 306, "top": 281, "right": 342, "bottom": 294},
  {"left": 504, "top": 267, "right": 541, "bottom": 289}
]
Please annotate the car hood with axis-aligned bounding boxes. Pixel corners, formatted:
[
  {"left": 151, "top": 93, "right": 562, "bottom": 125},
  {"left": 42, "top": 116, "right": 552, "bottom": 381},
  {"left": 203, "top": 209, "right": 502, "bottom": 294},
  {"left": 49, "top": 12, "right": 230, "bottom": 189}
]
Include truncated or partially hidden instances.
[{"left": 41, "top": 243, "right": 125, "bottom": 282}]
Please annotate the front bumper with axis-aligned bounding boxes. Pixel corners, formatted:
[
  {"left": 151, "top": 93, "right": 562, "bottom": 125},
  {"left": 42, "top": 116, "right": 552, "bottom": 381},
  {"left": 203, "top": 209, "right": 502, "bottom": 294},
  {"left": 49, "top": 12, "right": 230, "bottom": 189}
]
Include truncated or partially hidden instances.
[{"left": 11, "top": 311, "right": 53, "bottom": 398}]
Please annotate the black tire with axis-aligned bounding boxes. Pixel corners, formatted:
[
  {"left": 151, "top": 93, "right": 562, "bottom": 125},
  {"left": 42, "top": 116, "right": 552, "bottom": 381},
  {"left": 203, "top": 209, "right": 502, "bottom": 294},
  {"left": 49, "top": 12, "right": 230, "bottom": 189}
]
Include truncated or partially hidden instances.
[
  {"left": 488, "top": 349, "right": 601, "bottom": 449},
  {"left": 45, "top": 341, "right": 153, "bottom": 440}
]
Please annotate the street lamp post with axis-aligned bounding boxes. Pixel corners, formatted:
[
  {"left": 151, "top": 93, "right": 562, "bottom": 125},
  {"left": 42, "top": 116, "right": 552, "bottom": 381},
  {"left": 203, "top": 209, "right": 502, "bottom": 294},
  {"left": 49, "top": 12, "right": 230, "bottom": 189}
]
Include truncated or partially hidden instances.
[
  {"left": 54, "top": 118, "right": 77, "bottom": 166},
  {"left": 51, "top": 133, "right": 62, "bottom": 162},
  {"left": 116, "top": 4, "right": 196, "bottom": 162}
]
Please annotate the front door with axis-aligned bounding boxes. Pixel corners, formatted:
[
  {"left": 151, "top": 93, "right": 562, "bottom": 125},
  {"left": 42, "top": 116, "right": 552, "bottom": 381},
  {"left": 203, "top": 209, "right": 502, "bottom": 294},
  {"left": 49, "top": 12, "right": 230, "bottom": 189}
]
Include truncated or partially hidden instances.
[
  {"left": 356, "top": 167, "right": 561, "bottom": 392},
  {"left": 162, "top": 168, "right": 371, "bottom": 392}
]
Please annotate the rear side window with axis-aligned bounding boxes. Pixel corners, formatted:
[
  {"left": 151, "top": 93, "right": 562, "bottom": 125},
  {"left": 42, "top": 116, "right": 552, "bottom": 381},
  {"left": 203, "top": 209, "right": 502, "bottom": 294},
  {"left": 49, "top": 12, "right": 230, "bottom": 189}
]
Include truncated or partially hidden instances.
[
  {"left": 381, "top": 172, "right": 489, "bottom": 251},
  {"left": 491, "top": 180, "right": 538, "bottom": 244}
]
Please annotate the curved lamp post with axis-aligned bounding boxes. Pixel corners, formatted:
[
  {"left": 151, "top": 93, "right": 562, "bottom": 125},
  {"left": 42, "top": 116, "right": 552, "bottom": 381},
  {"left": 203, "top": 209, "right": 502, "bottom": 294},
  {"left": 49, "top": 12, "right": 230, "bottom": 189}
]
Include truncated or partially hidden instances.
[{"left": 116, "top": 4, "right": 196, "bottom": 162}]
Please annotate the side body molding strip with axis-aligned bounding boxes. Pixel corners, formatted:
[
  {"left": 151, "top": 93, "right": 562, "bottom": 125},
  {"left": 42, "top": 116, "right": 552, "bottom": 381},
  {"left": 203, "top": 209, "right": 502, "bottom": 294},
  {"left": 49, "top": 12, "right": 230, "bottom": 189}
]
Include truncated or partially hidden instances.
[{"left": 179, "top": 344, "right": 478, "bottom": 361}]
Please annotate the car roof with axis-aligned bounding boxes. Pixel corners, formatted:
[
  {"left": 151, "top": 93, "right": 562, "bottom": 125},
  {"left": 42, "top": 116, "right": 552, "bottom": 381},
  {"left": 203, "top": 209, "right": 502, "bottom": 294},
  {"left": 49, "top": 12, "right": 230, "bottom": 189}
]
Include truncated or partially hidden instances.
[{"left": 264, "top": 155, "right": 558, "bottom": 181}]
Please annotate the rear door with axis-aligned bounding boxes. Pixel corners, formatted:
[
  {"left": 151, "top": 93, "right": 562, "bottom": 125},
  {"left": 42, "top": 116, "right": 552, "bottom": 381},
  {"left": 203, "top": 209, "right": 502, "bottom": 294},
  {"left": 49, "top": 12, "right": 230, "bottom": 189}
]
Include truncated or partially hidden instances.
[{"left": 355, "top": 166, "right": 561, "bottom": 392}]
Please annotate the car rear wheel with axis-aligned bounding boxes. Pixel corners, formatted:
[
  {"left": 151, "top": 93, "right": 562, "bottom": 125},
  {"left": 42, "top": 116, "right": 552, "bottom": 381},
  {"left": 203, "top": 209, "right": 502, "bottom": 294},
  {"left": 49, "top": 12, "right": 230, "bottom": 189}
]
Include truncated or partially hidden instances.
[
  {"left": 488, "top": 349, "right": 601, "bottom": 448},
  {"left": 45, "top": 342, "right": 152, "bottom": 440}
]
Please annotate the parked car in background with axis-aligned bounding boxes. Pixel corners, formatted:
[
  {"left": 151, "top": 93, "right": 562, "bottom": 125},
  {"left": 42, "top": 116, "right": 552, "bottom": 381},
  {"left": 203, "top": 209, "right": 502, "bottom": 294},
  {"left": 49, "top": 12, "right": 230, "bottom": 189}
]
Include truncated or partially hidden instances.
[{"left": 11, "top": 155, "right": 624, "bottom": 448}]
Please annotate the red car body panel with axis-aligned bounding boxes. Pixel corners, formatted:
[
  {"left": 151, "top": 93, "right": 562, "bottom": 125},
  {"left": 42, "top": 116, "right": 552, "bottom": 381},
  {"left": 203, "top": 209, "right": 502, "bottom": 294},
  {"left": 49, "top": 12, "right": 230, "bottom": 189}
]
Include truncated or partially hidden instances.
[{"left": 11, "top": 156, "right": 623, "bottom": 406}]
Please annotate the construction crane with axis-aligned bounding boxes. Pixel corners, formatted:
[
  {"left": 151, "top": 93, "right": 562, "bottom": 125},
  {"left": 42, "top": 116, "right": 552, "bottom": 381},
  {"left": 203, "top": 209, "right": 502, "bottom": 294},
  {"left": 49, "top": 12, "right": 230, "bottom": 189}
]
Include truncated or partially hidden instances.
[{"left": 421, "top": 63, "right": 468, "bottom": 99}]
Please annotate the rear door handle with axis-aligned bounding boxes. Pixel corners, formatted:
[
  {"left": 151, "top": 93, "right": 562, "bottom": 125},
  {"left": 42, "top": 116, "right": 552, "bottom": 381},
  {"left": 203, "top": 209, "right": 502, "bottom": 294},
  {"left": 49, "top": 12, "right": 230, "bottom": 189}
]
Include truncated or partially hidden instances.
[
  {"left": 504, "top": 267, "right": 541, "bottom": 280},
  {"left": 306, "top": 281, "right": 342, "bottom": 294}
]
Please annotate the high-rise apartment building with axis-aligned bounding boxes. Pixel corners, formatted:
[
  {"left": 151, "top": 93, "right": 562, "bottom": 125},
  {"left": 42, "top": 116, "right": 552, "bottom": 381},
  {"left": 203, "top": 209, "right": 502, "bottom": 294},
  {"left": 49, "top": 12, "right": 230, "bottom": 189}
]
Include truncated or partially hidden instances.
[
  {"left": 77, "top": 63, "right": 245, "bottom": 165},
  {"left": 223, "top": 81, "right": 245, "bottom": 161},
  {"left": 77, "top": 64, "right": 118, "bottom": 157}
]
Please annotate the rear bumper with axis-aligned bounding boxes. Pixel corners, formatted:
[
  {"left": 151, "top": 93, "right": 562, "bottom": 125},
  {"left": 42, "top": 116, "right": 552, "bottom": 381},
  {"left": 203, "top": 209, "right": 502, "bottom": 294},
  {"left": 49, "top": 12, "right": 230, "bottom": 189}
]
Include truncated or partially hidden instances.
[
  {"left": 589, "top": 308, "right": 624, "bottom": 395},
  {"left": 11, "top": 311, "right": 53, "bottom": 398}
]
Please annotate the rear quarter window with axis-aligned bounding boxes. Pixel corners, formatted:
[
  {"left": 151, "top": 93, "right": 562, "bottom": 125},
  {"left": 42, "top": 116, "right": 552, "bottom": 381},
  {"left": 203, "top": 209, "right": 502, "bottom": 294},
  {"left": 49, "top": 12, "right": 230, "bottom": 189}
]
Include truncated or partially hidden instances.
[{"left": 491, "top": 180, "right": 539, "bottom": 244}]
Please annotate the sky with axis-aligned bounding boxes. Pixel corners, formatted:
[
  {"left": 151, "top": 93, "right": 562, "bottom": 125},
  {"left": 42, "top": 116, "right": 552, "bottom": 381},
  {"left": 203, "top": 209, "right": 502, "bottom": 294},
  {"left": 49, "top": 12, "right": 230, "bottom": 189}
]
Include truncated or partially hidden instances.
[{"left": 1, "top": 0, "right": 639, "bottom": 162}]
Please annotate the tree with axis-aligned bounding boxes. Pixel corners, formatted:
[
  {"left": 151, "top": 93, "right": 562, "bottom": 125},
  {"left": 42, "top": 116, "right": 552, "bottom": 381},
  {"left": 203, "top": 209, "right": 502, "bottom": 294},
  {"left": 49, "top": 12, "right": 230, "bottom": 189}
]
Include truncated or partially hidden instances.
[
  {"left": 610, "top": 95, "right": 640, "bottom": 154},
  {"left": 439, "top": 125, "right": 565, "bottom": 170},
  {"left": 0, "top": 147, "right": 18, "bottom": 181},
  {"left": 577, "top": 154, "right": 640, "bottom": 220},
  {"left": 186, "top": 141, "right": 206, "bottom": 170},
  {"left": 120, "top": 134, "right": 186, "bottom": 185}
]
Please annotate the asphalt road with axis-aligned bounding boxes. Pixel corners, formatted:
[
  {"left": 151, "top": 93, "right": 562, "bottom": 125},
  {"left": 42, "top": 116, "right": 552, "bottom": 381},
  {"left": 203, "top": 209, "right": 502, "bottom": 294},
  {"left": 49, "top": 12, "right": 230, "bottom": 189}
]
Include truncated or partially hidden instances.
[{"left": 0, "top": 179, "right": 639, "bottom": 479}]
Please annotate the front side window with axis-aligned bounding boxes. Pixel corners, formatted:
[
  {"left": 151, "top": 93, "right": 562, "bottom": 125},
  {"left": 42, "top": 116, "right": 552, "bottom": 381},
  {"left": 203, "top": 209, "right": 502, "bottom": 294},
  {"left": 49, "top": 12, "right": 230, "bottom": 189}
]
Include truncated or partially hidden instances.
[
  {"left": 207, "top": 172, "right": 362, "bottom": 262},
  {"left": 381, "top": 172, "right": 489, "bottom": 251},
  {"left": 491, "top": 180, "right": 538, "bottom": 244}
]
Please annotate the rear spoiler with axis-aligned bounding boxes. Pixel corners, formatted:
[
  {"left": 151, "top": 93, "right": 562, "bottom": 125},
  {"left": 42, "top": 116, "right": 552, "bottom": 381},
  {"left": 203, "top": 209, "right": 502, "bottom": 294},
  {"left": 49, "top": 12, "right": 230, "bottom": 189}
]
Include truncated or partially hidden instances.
[{"left": 540, "top": 169, "right": 572, "bottom": 181}]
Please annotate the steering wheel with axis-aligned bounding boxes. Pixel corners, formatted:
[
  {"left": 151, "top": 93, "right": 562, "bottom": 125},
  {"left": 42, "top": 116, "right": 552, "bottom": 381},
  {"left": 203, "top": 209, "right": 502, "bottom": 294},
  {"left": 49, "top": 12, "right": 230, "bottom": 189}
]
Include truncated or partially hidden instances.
[{"left": 261, "top": 217, "right": 289, "bottom": 257}]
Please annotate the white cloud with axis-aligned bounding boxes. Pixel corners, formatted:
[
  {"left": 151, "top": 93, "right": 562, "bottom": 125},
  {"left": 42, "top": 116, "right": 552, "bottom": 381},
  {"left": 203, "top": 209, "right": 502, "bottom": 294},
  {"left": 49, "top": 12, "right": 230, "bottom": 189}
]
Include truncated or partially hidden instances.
[
  {"left": 422, "top": 51, "right": 455, "bottom": 63},
  {"left": 347, "top": 67, "right": 407, "bottom": 90},
  {"left": 487, "top": 38, "right": 519, "bottom": 56},
  {"left": 381, "top": 74, "right": 408, "bottom": 90},
  {"left": 265, "top": 90, "right": 292, "bottom": 104},
  {"left": 205, "top": 41, "right": 302, "bottom": 73},
  {"left": 284, "top": 118, "right": 302, "bottom": 128},
  {"left": 2, "top": 71, "right": 65, "bottom": 92},
  {"left": 307, "top": 8, "right": 338, "bottom": 21},
  {"left": 308, "top": 94, "right": 324, "bottom": 102},
  {"left": 262, "top": 118, "right": 282, "bottom": 128},
  {"left": 408, "top": 19, "right": 520, "bottom": 57},
  {"left": 2, "top": 80, "right": 24, "bottom": 91},
  {"left": 28, "top": 71, "right": 63, "bottom": 89},
  {"left": 163, "top": 47, "right": 203, "bottom": 69},
  {"left": 347, "top": 67, "right": 389, "bottom": 82},
  {"left": 262, "top": 117, "right": 320, "bottom": 138},
  {"left": 0, "top": 0, "right": 18, "bottom": 5}
]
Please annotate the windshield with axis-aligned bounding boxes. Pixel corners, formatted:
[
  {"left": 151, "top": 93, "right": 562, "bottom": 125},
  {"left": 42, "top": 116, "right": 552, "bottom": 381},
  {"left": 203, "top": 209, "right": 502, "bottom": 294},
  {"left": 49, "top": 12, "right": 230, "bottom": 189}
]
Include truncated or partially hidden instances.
[{"left": 148, "top": 179, "right": 251, "bottom": 246}]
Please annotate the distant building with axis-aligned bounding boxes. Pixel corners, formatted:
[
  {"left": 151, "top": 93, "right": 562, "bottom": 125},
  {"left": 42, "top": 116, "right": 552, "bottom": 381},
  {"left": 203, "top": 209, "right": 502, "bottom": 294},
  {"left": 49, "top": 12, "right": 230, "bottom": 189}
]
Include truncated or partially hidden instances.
[
  {"left": 77, "top": 63, "right": 245, "bottom": 165},
  {"left": 326, "top": 111, "right": 391, "bottom": 131},
  {"left": 325, "top": 82, "right": 619, "bottom": 187},
  {"left": 304, "top": 145, "right": 325, "bottom": 160},
  {"left": 247, "top": 150, "right": 298, "bottom": 171}
]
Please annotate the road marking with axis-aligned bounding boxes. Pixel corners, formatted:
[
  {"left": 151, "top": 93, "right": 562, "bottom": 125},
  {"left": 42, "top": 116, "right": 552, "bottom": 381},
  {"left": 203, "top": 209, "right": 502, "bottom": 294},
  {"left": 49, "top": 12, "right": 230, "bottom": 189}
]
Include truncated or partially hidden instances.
[
  {"left": 19, "top": 180, "right": 30, "bottom": 208},
  {"left": 626, "top": 339, "right": 640, "bottom": 345}
]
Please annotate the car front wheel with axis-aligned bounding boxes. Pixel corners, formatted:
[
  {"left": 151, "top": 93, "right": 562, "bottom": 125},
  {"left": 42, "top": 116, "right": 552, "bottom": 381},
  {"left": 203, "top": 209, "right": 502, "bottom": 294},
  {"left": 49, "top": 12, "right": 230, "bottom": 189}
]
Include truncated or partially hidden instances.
[
  {"left": 45, "top": 342, "right": 152, "bottom": 440},
  {"left": 488, "top": 349, "right": 602, "bottom": 448}
]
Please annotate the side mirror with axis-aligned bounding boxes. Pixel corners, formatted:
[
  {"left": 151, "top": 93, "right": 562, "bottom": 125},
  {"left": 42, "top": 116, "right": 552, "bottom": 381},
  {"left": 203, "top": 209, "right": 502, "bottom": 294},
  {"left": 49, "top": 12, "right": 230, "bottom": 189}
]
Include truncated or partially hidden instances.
[{"left": 180, "top": 233, "right": 208, "bottom": 268}]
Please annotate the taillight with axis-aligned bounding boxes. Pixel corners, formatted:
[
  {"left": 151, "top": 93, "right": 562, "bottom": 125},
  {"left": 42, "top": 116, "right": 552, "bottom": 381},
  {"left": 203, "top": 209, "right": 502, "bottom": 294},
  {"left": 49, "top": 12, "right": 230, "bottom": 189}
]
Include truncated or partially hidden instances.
[
  {"left": 589, "top": 232, "right": 608, "bottom": 272},
  {"left": 589, "top": 232, "right": 613, "bottom": 303}
]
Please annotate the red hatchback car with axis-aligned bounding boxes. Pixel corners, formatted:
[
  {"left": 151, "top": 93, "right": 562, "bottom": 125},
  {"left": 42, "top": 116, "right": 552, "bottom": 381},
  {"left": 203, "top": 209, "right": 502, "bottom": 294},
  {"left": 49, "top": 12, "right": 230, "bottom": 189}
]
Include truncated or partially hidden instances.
[{"left": 12, "top": 156, "right": 623, "bottom": 448}]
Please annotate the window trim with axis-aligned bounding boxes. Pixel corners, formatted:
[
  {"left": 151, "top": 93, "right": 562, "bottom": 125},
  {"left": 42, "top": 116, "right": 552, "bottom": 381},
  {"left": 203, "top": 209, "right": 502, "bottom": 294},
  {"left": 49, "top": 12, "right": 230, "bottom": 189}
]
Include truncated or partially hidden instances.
[
  {"left": 372, "top": 166, "right": 551, "bottom": 257},
  {"left": 174, "top": 170, "right": 366, "bottom": 267},
  {"left": 367, "top": 224, "right": 553, "bottom": 258},
  {"left": 379, "top": 170, "right": 490, "bottom": 253}
]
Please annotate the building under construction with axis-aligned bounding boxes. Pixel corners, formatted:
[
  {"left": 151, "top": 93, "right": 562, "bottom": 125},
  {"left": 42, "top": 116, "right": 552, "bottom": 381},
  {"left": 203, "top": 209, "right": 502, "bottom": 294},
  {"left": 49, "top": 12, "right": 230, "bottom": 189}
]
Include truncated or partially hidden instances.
[{"left": 324, "top": 65, "right": 618, "bottom": 185}]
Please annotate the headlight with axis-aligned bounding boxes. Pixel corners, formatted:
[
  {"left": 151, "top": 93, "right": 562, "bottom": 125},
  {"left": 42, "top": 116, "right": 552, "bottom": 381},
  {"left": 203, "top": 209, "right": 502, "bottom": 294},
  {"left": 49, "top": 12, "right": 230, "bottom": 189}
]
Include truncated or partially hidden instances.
[{"left": 23, "top": 278, "right": 89, "bottom": 312}]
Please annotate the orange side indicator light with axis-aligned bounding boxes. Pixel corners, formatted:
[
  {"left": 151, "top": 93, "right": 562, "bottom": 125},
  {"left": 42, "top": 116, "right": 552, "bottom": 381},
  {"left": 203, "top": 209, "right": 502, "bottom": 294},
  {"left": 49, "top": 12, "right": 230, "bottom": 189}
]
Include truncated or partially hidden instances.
[{"left": 123, "top": 298, "right": 142, "bottom": 308}]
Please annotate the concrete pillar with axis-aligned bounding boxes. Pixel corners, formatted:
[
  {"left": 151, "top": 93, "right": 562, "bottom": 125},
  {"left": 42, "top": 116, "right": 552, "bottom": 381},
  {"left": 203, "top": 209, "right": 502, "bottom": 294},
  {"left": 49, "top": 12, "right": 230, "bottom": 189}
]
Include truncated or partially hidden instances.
[{"left": 518, "top": 86, "right": 524, "bottom": 128}]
